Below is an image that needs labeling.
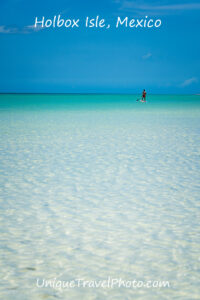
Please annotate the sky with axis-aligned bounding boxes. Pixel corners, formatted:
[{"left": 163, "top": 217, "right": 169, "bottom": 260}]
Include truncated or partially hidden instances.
[{"left": 0, "top": 0, "right": 199, "bottom": 94}]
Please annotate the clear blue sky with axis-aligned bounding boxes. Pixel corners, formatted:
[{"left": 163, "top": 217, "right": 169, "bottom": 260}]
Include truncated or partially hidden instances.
[{"left": 0, "top": 0, "right": 199, "bottom": 93}]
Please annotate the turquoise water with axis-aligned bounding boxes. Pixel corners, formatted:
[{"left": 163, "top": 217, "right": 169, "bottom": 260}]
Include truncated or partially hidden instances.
[
  {"left": 0, "top": 94, "right": 200, "bottom": 299},
  {"left": 0, "top": 94, "right": 200, "bottom": 111}
]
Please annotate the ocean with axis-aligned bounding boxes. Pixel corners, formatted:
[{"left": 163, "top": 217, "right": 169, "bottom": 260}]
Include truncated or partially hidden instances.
[{"left": 0, "top": 94, "right": 200, "bottom": 299}]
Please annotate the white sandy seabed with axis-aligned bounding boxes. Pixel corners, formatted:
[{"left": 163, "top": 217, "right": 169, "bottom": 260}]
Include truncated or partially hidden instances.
[{"left": 0, "top": 104, "right": 200, "bottom": 299}]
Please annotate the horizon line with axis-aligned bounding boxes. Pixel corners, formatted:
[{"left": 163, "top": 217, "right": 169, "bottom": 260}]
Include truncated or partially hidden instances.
[{"left": 0, "top": 92, "right": 199, "bottom": 96}]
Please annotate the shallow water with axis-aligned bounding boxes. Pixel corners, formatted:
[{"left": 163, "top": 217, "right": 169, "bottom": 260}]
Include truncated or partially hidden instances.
[{"left": 0, "top": 94, "right": 200, "bottom": 299}]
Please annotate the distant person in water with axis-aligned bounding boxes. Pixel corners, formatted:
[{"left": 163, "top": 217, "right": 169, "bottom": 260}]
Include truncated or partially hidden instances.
[{"left": 142, "top": 89, "right": 146, "bottom": 102}]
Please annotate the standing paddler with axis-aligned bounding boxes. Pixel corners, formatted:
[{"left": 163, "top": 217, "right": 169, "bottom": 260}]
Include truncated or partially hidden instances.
[
  {"left": 136, "top": 89, "right": 147, "bottom": 102},
  {"left": 142, "top": 89, "right": 147, "bottom": 102}
]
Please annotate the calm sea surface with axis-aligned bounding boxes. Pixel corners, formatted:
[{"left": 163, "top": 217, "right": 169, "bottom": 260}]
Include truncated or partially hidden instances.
[{"left": 0, "top": 94, "right": 200, "bottom": 299}]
